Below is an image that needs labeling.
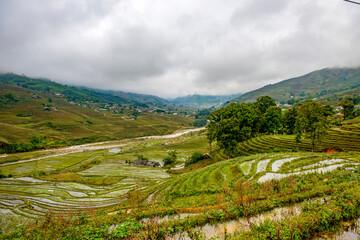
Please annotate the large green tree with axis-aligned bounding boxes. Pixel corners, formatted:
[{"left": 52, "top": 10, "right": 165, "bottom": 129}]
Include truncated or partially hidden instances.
[
  {"left": 296, "top": 102, "right": 329, "bottom": 152},
  {"left": 255, "top": 96, "right": 276, "bottom": 114},
  {"left": 263, "top": 106, "right": 282, "bottom": 134},
  {"left": 341, "top": 99, "right": 355, "bottom": 120},
  {"left": 207, "top": 102, "right": 259, "bottom": 156},
  {"left": 283, "top": 107, "right": 298, "bottom": 134}
]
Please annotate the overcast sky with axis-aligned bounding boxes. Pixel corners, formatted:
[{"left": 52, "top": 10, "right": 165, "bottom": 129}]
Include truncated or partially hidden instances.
[{"left": 0, "top": 0, "right": 360, "bottom": 98}]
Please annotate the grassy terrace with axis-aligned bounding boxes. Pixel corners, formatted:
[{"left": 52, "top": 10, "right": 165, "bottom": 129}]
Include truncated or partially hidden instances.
[
  {"left": 160, "top": 152, "right": 359, "bottom": 208},
  {"left": 236, "top": 120, "right": 360, "bottom": 154}
]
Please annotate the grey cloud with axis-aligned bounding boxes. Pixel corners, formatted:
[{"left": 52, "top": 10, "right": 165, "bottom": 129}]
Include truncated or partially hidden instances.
[
  {"left": 95, "top": 26, "right": 173, "bottom": 80},
  {"left": 0, "top": 0, "right": 359, "bottom": 98},
  {"left": 230, "top": 0, "right": 290, "bottom": 25}
]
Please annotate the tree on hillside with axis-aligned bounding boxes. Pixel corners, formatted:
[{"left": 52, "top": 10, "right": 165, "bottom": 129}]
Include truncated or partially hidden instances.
[
  {"left": 295, "top": 102, "right": 329, "bottom": 152},
  {"left": 323, "top": 104, "right": 335, "bottom": 117},
  {"left": 254, "top": 96, "right": 282, "bottom": 134},
  {"left": 207, "top": 102, "right": 259, "bottom": 156},
  {"left": 255, "top": 96, "right": 276, "bottom": 114},
  {"left": 341, "top": 99, "right": 355, "bottom": 120},
  {"left": 185, "top": 152, "right": 204, "bottom": 166},
  {"left": 263, "top": 106, "right": 282, "bottom": 134},
  {"left": 163, "top": 150, "right": 177, "bottom": 166},
  {"left": 283, "top": 107, "right": 298, "bottom": 134}
]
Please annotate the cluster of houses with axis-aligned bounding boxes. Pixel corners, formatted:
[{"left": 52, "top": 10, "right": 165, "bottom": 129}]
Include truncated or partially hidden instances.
[
  {"left": 67, "top": 99, "right": 189, "bottom": 117},
  {"left": 30, "top": 90, "right": 194, "bottom": 118}
]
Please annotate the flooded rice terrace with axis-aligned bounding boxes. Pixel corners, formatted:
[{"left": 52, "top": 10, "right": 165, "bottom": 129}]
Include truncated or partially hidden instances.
[
  {"left": 1, "top": 131, "right": 359, "bottom": 236},
  {"left": 165, "top": 205, "right": 301, "bottom": 239},
  {"left": 315, "top": 219, "right": 360, "bottom": 240},
  {"left": 0, "top": 128, "right": 205, "bottom": 233}
]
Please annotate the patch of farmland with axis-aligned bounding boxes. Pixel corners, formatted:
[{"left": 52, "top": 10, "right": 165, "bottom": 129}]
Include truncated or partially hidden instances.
[
  {"left": 240, "top": 160, "right": 254, "bottom": 175},
  {"left": 79, "top": 163, "right": 170, "bottom": 179},
  {"left": 272, "top": 157, "right": 299, "bottom": 172},
  {"left": 258, "top": 163, "right": 358, "bottom": 183},
  {"left": 256, "top": 159, "right": 271, "bottom": 173}
]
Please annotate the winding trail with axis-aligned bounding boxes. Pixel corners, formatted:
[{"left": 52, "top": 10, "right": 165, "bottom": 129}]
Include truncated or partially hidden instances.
[{"left": 0, "top": 127, "right": 205, "bottom": 167}]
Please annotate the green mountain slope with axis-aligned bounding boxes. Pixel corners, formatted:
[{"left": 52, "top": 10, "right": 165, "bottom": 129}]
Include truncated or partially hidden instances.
[
  {"left": 0, "top": 73, "right": 170, "bottom": 107},
  {"left": 232, "top": 67, "right": 360, "bottom": 103},
  {"left": 85, "top": 88, "right": 170, "bottom": 107},
  {"left": 171, "top": 94, "right": 240, "bottom": 108},
  {"left": 0, "top": 79, "right": 192, "bottom": 153}
]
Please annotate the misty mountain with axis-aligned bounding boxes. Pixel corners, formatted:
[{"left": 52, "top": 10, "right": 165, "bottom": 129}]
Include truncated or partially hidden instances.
[
  {"left": 81, "top": 88, "right": 171, "bottom": 107},
  {"left": 0, "top": 73, "right": 170, "bottom": 108}
]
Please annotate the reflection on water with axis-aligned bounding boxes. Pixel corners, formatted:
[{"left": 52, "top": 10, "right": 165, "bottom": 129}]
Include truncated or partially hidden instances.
[
  {"left": 315, "top": 220, "right": 360, "bottom": 240},
  {"left": 109, "top": 148, "right": 121, "bottom": 153},
  {"left": 167, "top": 205, "right": 300, "bottom": 240}
]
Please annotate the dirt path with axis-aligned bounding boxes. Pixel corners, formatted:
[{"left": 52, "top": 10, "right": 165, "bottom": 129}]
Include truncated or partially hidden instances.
[{"left": 0, "top": 127, "right": 205, "bottom": 167}]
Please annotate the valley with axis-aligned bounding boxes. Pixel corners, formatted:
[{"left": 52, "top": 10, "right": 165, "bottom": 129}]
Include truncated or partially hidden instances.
[
  {"left": 0, "top": 128, "right": 208, "bottom": 233},
  {"left": 1, "top": 1, "right": 360, "bottom": 238},
  {"left": 1, "top": 116, "right": 360, "bottom": 239},
  {"left": 1, "top": 69, "right": 360, "bottom": 239}
]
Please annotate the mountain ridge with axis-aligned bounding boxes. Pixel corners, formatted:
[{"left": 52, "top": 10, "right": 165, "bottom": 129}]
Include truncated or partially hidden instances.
[
  {"left": 0, "top": 73, "right": 171, "bottom": 108},
  {"left": 232, "top": 67, "right": 360, "bottom": 104}
]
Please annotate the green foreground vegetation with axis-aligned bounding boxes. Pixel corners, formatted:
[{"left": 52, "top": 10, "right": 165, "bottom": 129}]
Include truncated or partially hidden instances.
[
  {"left": 1, "top": 86, "right": 360, "bottom": 239},
  {"left": 1, "top": 114, "right": 360, "bottom": 239}
]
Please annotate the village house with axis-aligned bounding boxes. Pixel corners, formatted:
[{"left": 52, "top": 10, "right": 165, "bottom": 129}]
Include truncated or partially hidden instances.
[{"left": 132, "top": 160, "right": 160, "bottom": 167}]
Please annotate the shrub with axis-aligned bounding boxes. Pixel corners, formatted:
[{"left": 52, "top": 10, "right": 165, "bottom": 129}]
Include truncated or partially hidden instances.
[
  {"left": 112, "top": 218, "right": 142, "bottom": 238},
  {"left": 193, "top": 119, "right": 207, "bottom": 127},
  {"left": 163, "top": 156, "right": 174, "bottom": 165},
  {"left": 185, "top": 152, "right": 204, "bottom": 166},
  {"left": 135, "top": 154, "right": 148, "bottom": 161},
  {"left": 163, "top": 151, "right": 177, "bottom": 166}
]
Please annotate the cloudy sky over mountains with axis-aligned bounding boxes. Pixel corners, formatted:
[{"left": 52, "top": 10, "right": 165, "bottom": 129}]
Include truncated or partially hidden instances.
[{"left": 0, "top": 0, "right": 359, "bottom": 97}]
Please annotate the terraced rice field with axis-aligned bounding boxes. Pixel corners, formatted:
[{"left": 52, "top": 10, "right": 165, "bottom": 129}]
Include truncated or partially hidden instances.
[
  {"left": 1, "top": 122, "right": 360, "bottom": 238},
  {"left": 236, "top": 121, "right": 360, "bottom": 154},
  {"left": 140, "top": 151, "right": 360, "bottom": 239},
  {"left": 162, "top": 152, "right": 360, "bottom": 208},
  {"left": 0, "top": 129, "right": 208, "bottom": 233},
  {"left": 0, "top": 167, "right": 166, "bottom": 233}
]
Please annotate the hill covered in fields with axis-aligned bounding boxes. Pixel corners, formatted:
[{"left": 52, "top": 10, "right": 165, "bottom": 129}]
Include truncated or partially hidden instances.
[
  {"left": 232, "top": 67, "right": 360, "bottom": 104},
  {"left": 0, "top": 73, "right": 172, "bottom": 108},
  {"left": 0, "top": 74, "right": 193, "bottom": 154}
]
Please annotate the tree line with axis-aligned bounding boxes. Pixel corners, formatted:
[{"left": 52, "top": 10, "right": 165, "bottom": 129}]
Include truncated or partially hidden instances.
[{"left": 206, "top": 96, "right": 357, "bottom": 155}]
